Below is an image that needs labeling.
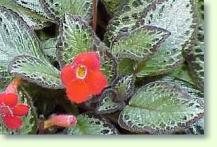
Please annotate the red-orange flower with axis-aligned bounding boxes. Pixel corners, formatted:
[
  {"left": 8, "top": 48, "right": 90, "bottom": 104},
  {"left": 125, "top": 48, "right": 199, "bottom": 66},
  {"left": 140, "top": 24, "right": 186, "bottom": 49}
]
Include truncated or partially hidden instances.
[
  {"left": 0, "top": 93, "right": 29, "bottom": 129},
  {"left": 60, "top": 51, "right": 108, "bottom": 104}
]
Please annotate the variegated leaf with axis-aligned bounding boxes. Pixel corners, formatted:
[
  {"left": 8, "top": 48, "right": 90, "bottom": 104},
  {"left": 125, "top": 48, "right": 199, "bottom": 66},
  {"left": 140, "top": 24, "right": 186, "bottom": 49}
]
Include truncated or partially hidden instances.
[
  {"left": 13, "top": 0, "right": 48, "bottom": 17},
  {"left": 0, "top": 66, "right": 12, "bottom": 92},
  {"left": 183, "top": 42, "right": 204, "bottom": 91},
  {"left": 101, "top": 0, "right": 126, "bottom": 15},
  {"left": 0, "top": 0, "right": 50, "bottom": 29},
  {"left": 42, "top": 37, "right": 58, "bottom": 59},
  {"left": 40, "top": 0, "right": 92, "bottom": 21},
  {"left": 99, "top": 50, "right": 117, "bottom": 84},
  {"left": 57, "top": 15, "right": 95, "bottom": 67},
  {"left": 96, "top": 89, "right": 125, "bottom": 114},
  {"left": 9, "top": 55, "right": 62, "bottom": 89},
  {"left": 136, "top": 0, "right": 197, "bottom": 76},
  {"left": 118, "top": 80, "right": 204, "bottom": 134},
  {"left": 104, "top": 0, "right": 154, "bottom": 43},
  {"left": 111, "top": 25, "right": 170, "bottom": 61},
  {"left": 67, "top": 114, "right": 119, "bottom": 135},
  {"left": 112, "top": 75, "right": 135, "bottom": 102},
  {"left": 0, "top": 6, "right": 46, "bottom": 69}
]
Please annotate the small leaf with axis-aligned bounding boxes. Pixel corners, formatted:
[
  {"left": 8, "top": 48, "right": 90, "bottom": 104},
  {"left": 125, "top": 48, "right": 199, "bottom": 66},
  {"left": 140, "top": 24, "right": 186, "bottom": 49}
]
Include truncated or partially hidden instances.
[
  {"left": 57, "top": 15, "right": 95, "bottom": 67},
  {"left": 111, "top": 25, "right": 170, "bottom": 61},
  {"left": 42, "top": 37, "right": 58, "bottom": 59},
  {"left": 0, "top": 66, "right": 12, "bottom": 91},
  {"left": 188, "top": 117, "right": 204, "bottom": 134},
  {"left": 101, "top": 0, "right": 126, "bottom": 15},
  {"left": 136, "top": 0, "right": 197, "bottom": 76},
  {"left": 99, "top": 50, "right": 117, "bottom": 84},
  {"left": 183, "top": 41, "right": 204, "bottom": 92},
  {"left": 118, "top": 80, "right": 204, "bottom": 134},
  {"left": 9, "top": 55, "right": 62, "bottom": 89},
  {"left": 96, "top": 89, "right": 125, "bottom": 114},
  {"left": 117, "top": 58, "right": 136, "bottom": 76},
  {"left": 67, "top": 114, "right": 119, "bottom": 135},
  {"left": 40, "top": 0, "right": 92, "bottom": 21},
  {"left": 169, "top": 64, "right": 194, "bottom": 85},
  {"left": 104, "top": 0, "right": 154, "bottom": 43},
  {"left": 112, "top": 75, "right": 136, "bottom": 102}
]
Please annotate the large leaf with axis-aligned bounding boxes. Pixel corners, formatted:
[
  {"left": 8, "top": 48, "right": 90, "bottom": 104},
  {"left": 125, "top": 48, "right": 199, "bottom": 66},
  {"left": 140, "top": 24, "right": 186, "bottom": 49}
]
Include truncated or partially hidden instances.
[
  {"left": 136, "top": 0, "right": 197, "bottom": 76},
  {"left": 0, "top": 6, "right": 45, "bottom": 69},
  {"left": 111, "top": 25, "right": 170, "bottom": 61},
  {"left": 104, "top": 0, "right": 154, "bottom": 43},
  {"left": 67, "top": 114, "right": 119, "bottom": 135},
  {"left": 57, "top": 15, "right": 95, "bottom": 67},
  {"left": 0, "top": 0, "right": 50, "bottom": 29},
  {"left": 40, "top": 0, "right": 92, "bottom": 21},
  {"left": 9, "top": 55, "right": 62, "bottom": 89},
  {"left": 118, "top": 80, "right": 204, "bottom": 134}
]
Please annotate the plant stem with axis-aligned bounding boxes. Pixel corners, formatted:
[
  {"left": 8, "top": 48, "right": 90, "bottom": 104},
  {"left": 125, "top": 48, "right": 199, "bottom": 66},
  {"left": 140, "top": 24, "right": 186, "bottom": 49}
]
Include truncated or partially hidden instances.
[{"left": 92, "top": 0, "right": 98, "bottom": 32}]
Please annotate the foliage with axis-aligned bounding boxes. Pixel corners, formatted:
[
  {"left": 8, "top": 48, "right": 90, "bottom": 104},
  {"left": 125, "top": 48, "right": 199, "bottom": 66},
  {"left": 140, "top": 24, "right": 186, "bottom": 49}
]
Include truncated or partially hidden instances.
[{"left": 0, "top": 0, "right": 204, "bottom": 135}]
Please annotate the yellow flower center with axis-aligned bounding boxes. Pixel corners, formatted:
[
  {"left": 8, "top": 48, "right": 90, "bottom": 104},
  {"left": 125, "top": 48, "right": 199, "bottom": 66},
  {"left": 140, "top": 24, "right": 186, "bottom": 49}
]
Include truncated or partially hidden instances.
[{"left": 76, "top": 65, "right": 87, "bottom": 79}]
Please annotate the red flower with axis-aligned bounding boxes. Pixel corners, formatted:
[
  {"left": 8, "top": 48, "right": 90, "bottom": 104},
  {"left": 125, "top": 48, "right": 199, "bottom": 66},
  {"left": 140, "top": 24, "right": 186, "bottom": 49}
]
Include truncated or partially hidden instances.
[
  {"left": 44, "top": 114, "right": 77, "bottom": 129},
  {"left": 61, "top": 51, "right": 108, "bottom": 104},
  {"left": 0, "top": 93, "right": 29, "bottom": 129}
]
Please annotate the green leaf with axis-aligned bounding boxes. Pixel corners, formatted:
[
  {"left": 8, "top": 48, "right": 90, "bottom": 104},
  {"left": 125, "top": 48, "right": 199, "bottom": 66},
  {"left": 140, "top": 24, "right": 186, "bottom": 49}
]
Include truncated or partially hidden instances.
[
  {"left": 101, "top": 0, "right": 126, "bottom": 15},
  {"left": 111, "top": 25, "right": 170, "bottom": 61},
  {"left": 40, "top": 0, "right": 92, "bottom": 21},
  {"left": 96, "top": 89, "right": 125, "bottom": 114},
  {"left": 67, "top": 114, "right": 119, "bottom": 135},
  {"left": 136, "top": 0, "right": 197, "bottom": 76},
  {"left": 0, "top": 66, "right": 12, "bottom": 92},
  {"left": 99, "top": 50, "right": 117, "bottom": 84},
  {"left": 9, "top": 55, "right": 62, "bottom": 89},
  {"left": 112, "top": 75, "right": 136, "bottom": 102},
  {"left": 117, "top": 58, "right": 136, "bottom": 76},
  {"left": 104, "top": 0, "right": 154, "bottom": 43},
  {"left": 183, "top": 42, "right": 204, "bottom": 91},
  {"left": 0, "top": 6, "right": 46, "bottom": 69},
  {"left": 42, "top": 37, "right": 58, "bottom": 59},
  {"left": 169, "top": 64, "right": 193, "bottom": 85},
  {"left": 118, "top": 80, "right": 204, "bottom": 134},
  {"left": 57, "top": 15, "right": 95, "bottom": 67},
  {"left": 0, "top": 0, "right": 50, "bottom": 29},
  {"left": 13, "top": 0, "right": 48, "bottom": 17}
]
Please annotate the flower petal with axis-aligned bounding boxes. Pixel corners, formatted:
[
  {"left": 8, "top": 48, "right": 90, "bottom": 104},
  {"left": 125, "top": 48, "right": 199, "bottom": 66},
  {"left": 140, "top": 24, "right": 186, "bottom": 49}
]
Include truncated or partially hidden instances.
[
  {"left": 2, "top": 93, "right": 18, "bottom": 107},
  {"left": 73, "top": 52, "right": 100, "bottom": 70},
  {"left": 60, "top": 64, "right": 77, "bottom": 86},
  {"left": 85, "top": 70, "right": 108, "bottom": 95},
  {"left": 47, "top": 114, "right": 77, "bottom": 128},
  {"left": 3, "top": 115, "right": 22, "bottom": 129},
  {"left": 0, "top": 93, "right": 4, "bottom": 104},
  {"left": 66, "top": 80, "right": 91, "bottom": 104},
  {"left": 13, "top": 104, "right": 29, "bottom": 116}
]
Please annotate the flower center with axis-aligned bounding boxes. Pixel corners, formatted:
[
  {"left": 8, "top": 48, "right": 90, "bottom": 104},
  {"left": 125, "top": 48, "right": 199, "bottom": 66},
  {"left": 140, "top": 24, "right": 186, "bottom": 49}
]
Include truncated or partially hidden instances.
[{"left": 76, "top": 65, "right": 87, "bottom": 79}]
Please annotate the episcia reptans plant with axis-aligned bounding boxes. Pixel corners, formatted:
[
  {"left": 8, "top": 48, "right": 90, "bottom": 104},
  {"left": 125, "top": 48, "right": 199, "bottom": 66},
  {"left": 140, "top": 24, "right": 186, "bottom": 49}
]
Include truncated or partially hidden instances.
[{"left": 0, "top": 0, "right": 204, "bottom": 135}]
